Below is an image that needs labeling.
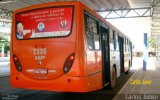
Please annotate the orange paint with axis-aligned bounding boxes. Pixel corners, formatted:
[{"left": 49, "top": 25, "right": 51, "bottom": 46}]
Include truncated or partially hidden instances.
[{"left": 11, "top": 1, "right": 131, "bottom": 92}]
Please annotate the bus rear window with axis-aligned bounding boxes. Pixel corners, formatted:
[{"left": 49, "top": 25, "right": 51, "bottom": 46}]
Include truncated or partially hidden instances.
[{"left": 15, "top": 6, "right": 73, "bottom": 39}]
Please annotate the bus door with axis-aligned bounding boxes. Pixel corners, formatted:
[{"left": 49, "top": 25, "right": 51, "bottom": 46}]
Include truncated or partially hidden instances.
[
  {"left": 118, "top": 36, "right": 124, "bottom": 74},
  {"left": 100, "top": 26, "right": 110, "bottom": 86}
]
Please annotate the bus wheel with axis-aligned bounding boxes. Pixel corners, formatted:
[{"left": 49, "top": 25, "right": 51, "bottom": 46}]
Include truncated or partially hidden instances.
[{"left": 108, "top": 67, "right": 117, "bottom": 89}]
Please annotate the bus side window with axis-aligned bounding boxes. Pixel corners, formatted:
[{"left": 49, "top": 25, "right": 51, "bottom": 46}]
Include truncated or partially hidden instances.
[
  {"left": 113, "top": 31, "right": 118, "bottom": 51},
  {"left": 129, "top": 42, "right": 132, "bottom": 52},
  {"left": 115, "top": 33, "right": 119, "bottom": 51},
  {"left": 109, "top": 29, "right": 113, "bottom": 39},
  {"left": 126, "top": 39, "right": 129, "bottom": 52},
  {"left": 124, "top": 38, "right": 126, "bottom": 52},
  {"left": 86, "top": 31, "right": 95, "bottom": 49},
  {"left": 109, "top": 29, "right": 114, "bottom": 51},
  {"left": 128, "top": 40, "right": 131, "bottom": 52},
  {"left": 127, "top": 39, "right": 130, "bottom": 52},
  {"left": 94, "top": 34, "right": 100, "bottom": 50},
  {"left": 85, "top": 14, "right": 100, "bottom": 50},
  {"left": 125, "top": 39, "right": 127, "bottom": 52},
  {"left": 113, "top": 31, "right": 116, "bottom": 51}
]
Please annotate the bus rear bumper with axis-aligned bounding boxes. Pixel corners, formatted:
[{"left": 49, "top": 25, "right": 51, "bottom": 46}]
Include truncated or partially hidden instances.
[{"left": 10, "top": 74, "right": 87, "bottom": 92}]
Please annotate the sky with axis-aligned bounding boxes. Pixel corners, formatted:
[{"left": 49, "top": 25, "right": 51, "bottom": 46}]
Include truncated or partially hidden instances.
[{"left": 107, "top": 17, "right": 152, "bottom": 51}]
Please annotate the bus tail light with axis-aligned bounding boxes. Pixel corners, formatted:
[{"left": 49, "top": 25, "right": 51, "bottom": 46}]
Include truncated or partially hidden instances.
[
  {"left": 63, "top": 53, "right": 75, "bottom": 73},
  {"left": 13, "top": 54, "right": 22, "bottom": 72}
]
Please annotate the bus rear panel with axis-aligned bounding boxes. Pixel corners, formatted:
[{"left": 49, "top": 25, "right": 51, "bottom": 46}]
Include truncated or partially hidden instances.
[{"left": 11, "top": 2, "right": 87, "bottom": 92}]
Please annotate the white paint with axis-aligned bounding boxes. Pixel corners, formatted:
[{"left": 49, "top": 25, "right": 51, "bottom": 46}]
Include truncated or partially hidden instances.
[{"left": 107, "top": 17, "right": 151, "bottom": 52}]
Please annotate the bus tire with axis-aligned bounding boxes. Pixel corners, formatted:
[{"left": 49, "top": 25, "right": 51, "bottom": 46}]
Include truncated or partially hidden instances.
[{"left": 108, "top": 66, "right": 117, "bottom": 89}]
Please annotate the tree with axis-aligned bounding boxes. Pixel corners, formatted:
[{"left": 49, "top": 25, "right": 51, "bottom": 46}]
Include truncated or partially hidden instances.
[
  {"left": 0, "top": 36, "right": 10, "bottom": 53},
  {"left": 148, "top": 37, "right": 156, "bottom": 49},
  {"left": 148, "top": 36, "right": 160, "bottom": 57}
]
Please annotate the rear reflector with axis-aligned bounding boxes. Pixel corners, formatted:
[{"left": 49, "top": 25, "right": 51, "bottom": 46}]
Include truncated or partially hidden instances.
[
  {"left": 13, "top": 54, "right": 22, "bottom": 72},
  {"left": 63, "top": 53, "right": 75, "bottom": 73}
]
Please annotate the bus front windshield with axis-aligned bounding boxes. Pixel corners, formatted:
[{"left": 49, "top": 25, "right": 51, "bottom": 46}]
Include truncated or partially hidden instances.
[{"left": 15, "top": 6, "right": 73, "bottom": 39}]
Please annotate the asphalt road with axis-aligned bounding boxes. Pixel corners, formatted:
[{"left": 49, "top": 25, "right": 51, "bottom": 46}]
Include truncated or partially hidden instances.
[
  {"left": 0, "top": 70, "right": 135, "bottom": 100},
  {"left": 0, "top": 62, "right": 10, "bottom": 76}
]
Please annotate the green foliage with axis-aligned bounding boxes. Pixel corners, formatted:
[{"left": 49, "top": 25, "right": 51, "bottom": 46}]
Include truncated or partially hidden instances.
[
  {"left": 148, "top": 37, "right": 156, "bottom": 48},
  {"left": 0, "top": 36, "right": 10, "bottom": 53},
  {"left": 148, "top": 37, "right": 159, "bottom": 49}
]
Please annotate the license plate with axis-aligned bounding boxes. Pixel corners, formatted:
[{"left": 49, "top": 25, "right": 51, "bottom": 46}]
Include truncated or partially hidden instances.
[{"left": 35, "top": 68, "right": 48, "bottom": 74}]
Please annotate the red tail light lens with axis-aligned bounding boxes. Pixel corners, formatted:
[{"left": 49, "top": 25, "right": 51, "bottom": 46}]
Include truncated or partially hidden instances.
[
  {"left": 13, "top": 54, "right": 22, "bottom": 72},
  {"left": 13, "top": 56, "right": 18, "bottom": 61},
  {"left": 63, "top": 53, "right": 75, "bottom": 73}
]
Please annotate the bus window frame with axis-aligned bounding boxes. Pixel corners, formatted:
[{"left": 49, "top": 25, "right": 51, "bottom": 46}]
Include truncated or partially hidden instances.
[
  {"left": 84, "top": 11, "right": 100, "bottom": 51},
  {"left": 15, "top": 5, "right": 75, "bottom": 40}
]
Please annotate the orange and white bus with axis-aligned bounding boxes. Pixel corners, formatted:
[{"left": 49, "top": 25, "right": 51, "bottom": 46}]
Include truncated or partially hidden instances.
[{"left": 10, "top": 1, "right": 132, "bottom": 92}]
